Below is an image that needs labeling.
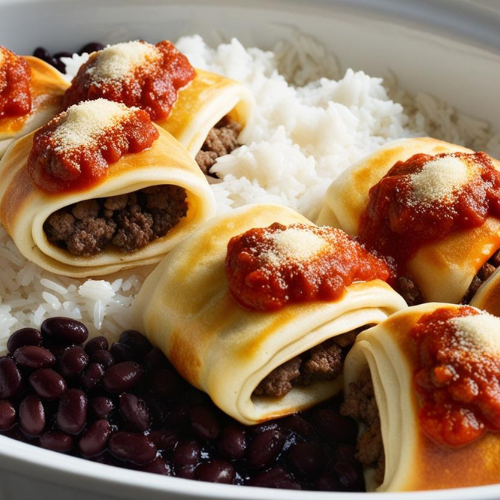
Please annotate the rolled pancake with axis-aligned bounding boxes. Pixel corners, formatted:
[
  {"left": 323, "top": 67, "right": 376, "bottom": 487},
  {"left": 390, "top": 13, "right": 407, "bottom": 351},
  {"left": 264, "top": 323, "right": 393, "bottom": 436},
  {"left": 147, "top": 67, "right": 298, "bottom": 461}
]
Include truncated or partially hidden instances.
[
  {"left": 134, "top": 204, "right": 407, "bottom": 425},
  {"left": 0, "top": 125, "right": 216, "bottom": 278},
  {"left": 156, "top": 69, "right": 254, "bottom": 156},
  {"left": 0, "top": 56, "right": 69, "bottom": 157},
  {"left": 316, "top": 137, "right": 500, "bottom": 303},
  {"left": 344, "top": 303, "right": 500, "bottom": 492}
]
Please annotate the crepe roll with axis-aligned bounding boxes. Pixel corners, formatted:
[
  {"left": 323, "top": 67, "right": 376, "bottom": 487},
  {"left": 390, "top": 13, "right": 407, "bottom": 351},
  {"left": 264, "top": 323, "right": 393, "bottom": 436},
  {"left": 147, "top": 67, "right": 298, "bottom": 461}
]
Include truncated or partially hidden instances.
[
  {"left": 134, "top": 204, "right": 407, "bottom": 425},
  {"left": 317, "top": 137, "right": 500, "bottom": 304},
  {"left": 63, "top": 40, "right": 254, "bottom": 174},
  {"left": 0, "top": 46, "right": 69, "bottom": 158},
  {"left": 343, "top": 303, "right": 500, "bottom": 492},
  {"left": 0, "top": 99, "right": 216, "bottom": 278}
]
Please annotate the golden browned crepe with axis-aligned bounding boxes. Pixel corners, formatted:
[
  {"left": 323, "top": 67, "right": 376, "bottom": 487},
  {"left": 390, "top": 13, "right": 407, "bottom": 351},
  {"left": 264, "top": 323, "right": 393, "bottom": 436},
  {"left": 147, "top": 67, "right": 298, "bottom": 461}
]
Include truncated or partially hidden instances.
[
  {"left": 344, "top": 303, "right": 500, "bottom": 492},
  {"left": 317, "top": 137, "right": 500, "bottom": 303},
  {"left": 157, "top": 69, "right": 254, "bottom": 156},
  {"left": 0, "top": 119, "right": 216, "bottom": 278},
  {"left": 0, "top": 56, "right": 69, "bottom": 157},
  {"left": 134, "top": 204, "right": 407, "bottom": 425}
]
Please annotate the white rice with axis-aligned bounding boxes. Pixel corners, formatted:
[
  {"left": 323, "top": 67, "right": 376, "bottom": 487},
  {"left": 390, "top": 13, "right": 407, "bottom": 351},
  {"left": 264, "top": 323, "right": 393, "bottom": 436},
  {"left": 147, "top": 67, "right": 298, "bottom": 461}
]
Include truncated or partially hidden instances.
[{"left": 0, "top": 34, "right": 498, "bottom": 354}]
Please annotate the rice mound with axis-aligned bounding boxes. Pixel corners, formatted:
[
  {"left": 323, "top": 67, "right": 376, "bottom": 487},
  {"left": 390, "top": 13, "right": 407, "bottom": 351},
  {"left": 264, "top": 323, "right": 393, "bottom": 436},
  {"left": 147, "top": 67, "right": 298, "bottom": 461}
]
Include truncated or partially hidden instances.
[{"left": 0, "top": 35, "right": 497, "bottom": 354}]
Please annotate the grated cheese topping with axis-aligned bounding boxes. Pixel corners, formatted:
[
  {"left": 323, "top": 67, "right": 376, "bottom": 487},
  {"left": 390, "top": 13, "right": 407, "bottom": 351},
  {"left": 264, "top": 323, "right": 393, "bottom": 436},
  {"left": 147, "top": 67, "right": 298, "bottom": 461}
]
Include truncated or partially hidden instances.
[
  {"left": 51, "top": 99, "right": 136, "bottom": 152},
  {"left": 87, "top": 41, "right": 160, "bottom": 83},
  {"left": 449, "top": 313, "right": 500, "bottom": 354},
  {"left": 261, "top": 228, "right": 328, "bottom": 267},
  {"left": 409, "top": 156, "right": 471, "bottom": 204}
]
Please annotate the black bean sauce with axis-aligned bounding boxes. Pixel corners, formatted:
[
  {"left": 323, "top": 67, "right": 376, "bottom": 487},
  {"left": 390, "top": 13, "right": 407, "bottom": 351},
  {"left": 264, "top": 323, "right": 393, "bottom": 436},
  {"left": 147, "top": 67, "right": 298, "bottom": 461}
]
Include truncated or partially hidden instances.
[{"left": 0, "top": 318, "right": 365, "bottom": 491}]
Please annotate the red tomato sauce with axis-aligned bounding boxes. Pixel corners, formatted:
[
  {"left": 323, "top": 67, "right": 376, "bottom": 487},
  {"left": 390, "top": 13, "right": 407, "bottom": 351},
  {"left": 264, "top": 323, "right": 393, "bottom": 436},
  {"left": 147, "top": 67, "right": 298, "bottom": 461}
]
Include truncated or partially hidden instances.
[
  {"left": 63, "top": 41, "right": 195, "bottom": 121},
  {"left": 410, "top": 306, "right": 500, "bottom": 447},
  {"left": 28, "top": 103, "right": 159, "bottom": 193},
  {"left": 358, "top": 152, "right": 500, "bottom": 275},
  {"left": 225, "top": 222, "right": 391, "bottom": 311},
  {"left": 0, "top": 47, "right": 31, "bottom": 118}
]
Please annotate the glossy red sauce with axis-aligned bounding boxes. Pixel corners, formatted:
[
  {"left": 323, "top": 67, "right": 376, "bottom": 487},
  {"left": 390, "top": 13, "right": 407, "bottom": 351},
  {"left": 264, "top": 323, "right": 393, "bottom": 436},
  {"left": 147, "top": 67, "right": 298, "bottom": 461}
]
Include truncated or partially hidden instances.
[
  {"left": 358, "top": 152, "right": 500, "bottom": 274},
  {"left": 0, "top": 47, "right": 31, "bottom": 118},
  {"left": 63, "top": 41, "right": 195, "bottom": 120},
  {"left": 225, "top": 222, "right": 391, "bottom": 311},
  {"left": 410, "top": 306, "right": 500, "bottom": 447},
  {"left": 28, "top": 104, "right": 159, "bottom": 193}
]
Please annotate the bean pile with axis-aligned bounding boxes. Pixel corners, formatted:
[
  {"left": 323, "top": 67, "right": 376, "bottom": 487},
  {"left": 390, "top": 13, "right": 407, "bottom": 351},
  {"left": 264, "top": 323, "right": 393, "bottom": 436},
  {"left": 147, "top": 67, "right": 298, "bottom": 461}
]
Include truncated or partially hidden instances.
[
  {"left": 33, "top": 42, "right": 104, "bottom": 74},
  {"left": 0, "top": 318, "right": 364, "bottom": 491}
]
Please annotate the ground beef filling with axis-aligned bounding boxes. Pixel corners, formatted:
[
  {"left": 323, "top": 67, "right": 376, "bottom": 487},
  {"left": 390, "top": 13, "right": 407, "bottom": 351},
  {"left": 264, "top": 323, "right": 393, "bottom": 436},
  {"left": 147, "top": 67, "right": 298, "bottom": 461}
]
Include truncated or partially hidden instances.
[
  {"left": 253, "top": 331, "right": 358, "bottom": 398},
  {"left": 44, "top": 185, "right": 188, "bottom": 256},
  {"left": 195, "top": 116, "right": 242, "bottom": 176},
  {"left": 341, "top": 367, "right": 385, "bottom": 486}
]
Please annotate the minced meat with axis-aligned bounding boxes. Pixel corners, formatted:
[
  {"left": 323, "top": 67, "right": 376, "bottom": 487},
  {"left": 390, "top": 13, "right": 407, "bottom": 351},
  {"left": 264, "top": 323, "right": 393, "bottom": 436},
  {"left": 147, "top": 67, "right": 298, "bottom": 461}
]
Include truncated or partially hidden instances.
[
  {"left": 341, "top": 367, "right": 385, "bottom": 486},
  {"left": 44, "top": 185, "right": 188, "bottom": 256},
  {"left": 396, "top": 276, "right": 423, "bottom": 306},
  {"left": 195, "top": 116, "right": 242, "bottom": 176},
  {"left": 253, "top": 331, "right": 358, "bottom": 399},
  {"left": 461, "top": 249, "right": 500, "bottom": 303}
]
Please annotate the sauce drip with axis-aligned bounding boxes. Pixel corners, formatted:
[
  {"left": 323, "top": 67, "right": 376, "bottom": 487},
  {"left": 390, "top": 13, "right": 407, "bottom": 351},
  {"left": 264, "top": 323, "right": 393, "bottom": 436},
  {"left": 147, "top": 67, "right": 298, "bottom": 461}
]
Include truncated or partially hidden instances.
[
  {"left": 225, "top": 223, "right": 391, "bottom": 311},
  {"left": 28, "top": 99, "right": 159, "bottom": 193},
  {"left": 63, "top": 40, "right": 195, "bottom": 121},
  {"left": 410, "top": 306, "right": 500, "bottom": 448},
  {"left": 0, "top": 46, "right": 31, "bottom": 118},
  {"left": 358, "top": 152, "right": 500, "bottom": 274}
]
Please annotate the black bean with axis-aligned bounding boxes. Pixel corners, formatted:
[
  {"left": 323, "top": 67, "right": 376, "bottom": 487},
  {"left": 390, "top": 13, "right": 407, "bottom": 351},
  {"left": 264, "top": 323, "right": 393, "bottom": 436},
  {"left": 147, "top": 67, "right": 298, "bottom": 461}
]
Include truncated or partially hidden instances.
[
  {"left": 29, "top": 368, "right": 67, "bottom": 400},
  {"left": 90, "top": 396, "right": 114, "bottom": 419},
  {"left": 0, "top": 400, "right": 16, "bottom": 430},
  {"left": 59, "top": 346, "right": 89, "bottom": 378},
  {"left": 282, "top": 415, "right": 316, "bottom": 439},
  {"left": 333, "top": 462, "right": 365, "bottom": 491},
  {"left": 143, "top": 347, "right": 169, "bottom": 371},
  {"left": 247, "top": 428, "right": 285, "bottom": 468},
  {"left": 195, "top": 460, "right": 235, "bottom": 484},
  {"left": 57, "top": 389, "right": 87, "bottom": 434},
  {"left": 7, "top": 328, "right": 42, "bottom": 353},
  {"left": 41, "top": 317, "right": 88, "bottom": 344},
  {"left": 0, "top": 357, "right": 23, "bottom": 398},
  {"left": 79, "top": 419, "right": 112, "bottom": 457},
  {"left": 190, "top": 405, "right": 219, "bottom": 441},
  {"left": 118, "top": 330, "right": 152, "bottom": 357},
  {"left": 51, "top": 58, "right": 66, "bottom": 73},
  {"left": 19, "top": 394, "right": 45, "bottom": 436},
  {"left": 39, "top": 431, "right": 74, "bottom": 452},
  {"left": 150, "top": 367, "right": 182, "bottom": 398},
  {"left": 247, "top": 467, "right": 301, "bottom": 489},
  {"left": 84, "top": 336, "right": 108, "bottom": 356},
  {"left": 81, "top": 363, "right": 105, "bottom": 390},
  {"left": 109, "top": 343, "right": 137, "bottom": 363},
  {"left": 109, "top": 432, "right": 156, "bottom": 465},
  {"left": 316, "top": 472, "right": 343, "bottom": 491},
  {"left": 288, "top": 441, "right": 326, "bottom": 476},
  {"left": 176, "top": 464, "right": 196, "bottom": 479},
  {"left": 218, "top": 425, "right": 246, "bottom": 460},
  {"left": 32, "top": 47, "right": 52, "bottom": 62},
  {"left": 103, "top": 362, "right": 144, "bottom": 393},
  {"left": 44, "top": 341, "right": 73, "bottom": 358},
  {"left": 173, "top": 440, "right": 200, "bottom": 467},
  {"left": 90, "top": 349, "right": 114, "bottom": 368},
  {"left": 53, "top": 51, "right": 72, "bottom": 59},
  {"left": 79, "top": 42, "right": 105, "bottom": 55},
  {"left": 311, "top": 409, "right": 358, "bottom": 443},
  {"left": 334, "top": 443, "right": 358, "bottom": 464},
  {"left": 119, "top": 393, "right": 150, "bottom": 431},
  {"left": 13, "top": 346, "right": 55, "bottom": 370},
  {"left": 250, "top": 420, "right": 280, "bottom": 436},
  {"left": 148, "top": 429, "right": 179, "bottom": 452},
  {"left": 137, "top": 457, "right": 172, "bottom": 476}
]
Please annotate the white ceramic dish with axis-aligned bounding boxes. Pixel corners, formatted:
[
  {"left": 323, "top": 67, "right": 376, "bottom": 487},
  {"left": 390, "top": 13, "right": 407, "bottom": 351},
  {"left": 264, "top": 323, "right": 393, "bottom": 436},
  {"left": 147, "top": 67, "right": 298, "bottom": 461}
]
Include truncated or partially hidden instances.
[{"left": 1, "top": 0, "right": 500, "bottom": 499}]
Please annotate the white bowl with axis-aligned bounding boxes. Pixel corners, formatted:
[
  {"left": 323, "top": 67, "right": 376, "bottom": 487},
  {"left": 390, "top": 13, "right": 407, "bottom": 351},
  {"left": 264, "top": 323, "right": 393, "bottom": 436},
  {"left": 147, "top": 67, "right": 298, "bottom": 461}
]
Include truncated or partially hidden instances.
[{"left": 1, "top": 1, "right": 500, "bottom": 499}]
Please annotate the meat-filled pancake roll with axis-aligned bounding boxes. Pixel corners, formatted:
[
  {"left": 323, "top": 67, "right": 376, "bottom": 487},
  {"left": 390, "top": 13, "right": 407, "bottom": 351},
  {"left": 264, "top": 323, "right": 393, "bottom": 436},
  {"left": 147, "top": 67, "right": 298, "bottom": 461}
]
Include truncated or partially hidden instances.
[
  {"left": 63, "top": 40, "right": 254, "bottom": 175},
  {"left": 134, "top": 204, "right": 407, "bottom": 425},
  {"left": 0, "top": 99, "right": 216, "bottom": 278},
  {"left": 0, "top": 46, "right": 69, "bottom": 157},
  {"left": 343, "top": 303, "right": 500, "bottom": 492},
  {"left": 317, "top": 137, "right": 500, "bottom": 304}
]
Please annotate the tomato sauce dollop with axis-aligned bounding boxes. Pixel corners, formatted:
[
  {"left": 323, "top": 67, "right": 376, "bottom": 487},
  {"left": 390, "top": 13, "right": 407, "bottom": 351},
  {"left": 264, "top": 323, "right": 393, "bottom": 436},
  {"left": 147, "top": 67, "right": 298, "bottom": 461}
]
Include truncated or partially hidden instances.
[
  {"left": 63, "top": 40, "right": 195, "bottom": 121},
  {"left": 0, "top": 46, "right": 31, "bottom": 118},
  {"left": 410, "top": 306, "right": 500, "bottom": 448},
  {"left": 28, "top": 100, "right": 159, "bottom": 193},
  {"left": 358, "top": 152, "right": 500, "bottom": 274},
  {"left": 225, "top": 222, "right": 391, "bottom": 311}
]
